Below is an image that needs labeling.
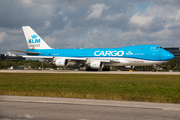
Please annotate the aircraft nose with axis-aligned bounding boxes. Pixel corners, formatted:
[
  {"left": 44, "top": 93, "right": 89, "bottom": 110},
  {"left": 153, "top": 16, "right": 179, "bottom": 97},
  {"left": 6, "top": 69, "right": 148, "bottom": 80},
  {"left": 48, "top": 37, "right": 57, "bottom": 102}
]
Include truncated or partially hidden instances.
[{"left": 160, "top": 50, "right": 174, "bottom": 61}]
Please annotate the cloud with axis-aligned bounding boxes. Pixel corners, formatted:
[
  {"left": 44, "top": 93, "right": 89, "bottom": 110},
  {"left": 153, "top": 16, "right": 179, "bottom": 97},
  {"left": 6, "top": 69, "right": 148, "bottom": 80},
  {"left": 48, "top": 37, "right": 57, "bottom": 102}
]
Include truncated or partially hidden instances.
[
  {"left": 62, "top": 16, "right": 69, "bottom": 22},
  {"left": 129, "top": 4, "right": 180, "bottom": 33},
  {"left": 86, "top": 3, "right": 109, "bottom": 20},
  {"left": 22, "top": 0, "right": 33, "bottom": 6},
  {"left": 0, "top": 32, "right": 6, "bottom": 44},
  {"left": 130, "top": 12, "right": 153, "bottom": 28},
  {"left": 104, "top": 13, "right": 124, "bottom": 21},
  {"left": 152, "top": 0, "right": 180, "bottom": 5},
  {"left": 1, "top": 0, "right": 180, "bottom": 54},
  {"left": 0, "top": 0, "right": 54, "bottom": 28},
  {"left": 44, "top": 21, "right": 51, "bottom": 28},
  {"left": 43, "top": 21, "right": 86, "bottom": 48}
]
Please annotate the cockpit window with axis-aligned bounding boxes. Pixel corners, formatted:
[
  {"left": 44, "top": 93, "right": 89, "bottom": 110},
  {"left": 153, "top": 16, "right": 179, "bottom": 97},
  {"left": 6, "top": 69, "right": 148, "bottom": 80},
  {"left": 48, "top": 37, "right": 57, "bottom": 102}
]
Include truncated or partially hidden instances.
[{"left": 157, "top": 47, "right": 162, "bottom": 49}]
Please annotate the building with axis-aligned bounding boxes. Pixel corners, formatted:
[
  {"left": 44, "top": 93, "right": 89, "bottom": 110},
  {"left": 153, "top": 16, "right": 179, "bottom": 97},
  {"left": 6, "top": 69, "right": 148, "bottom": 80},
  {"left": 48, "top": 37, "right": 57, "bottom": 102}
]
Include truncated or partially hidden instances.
[
  {"left": 164, "top": 47, "right": 180, "bottom": 59},
  {"left": 0, "top": 54, "right": 25, "bottom": 61}
]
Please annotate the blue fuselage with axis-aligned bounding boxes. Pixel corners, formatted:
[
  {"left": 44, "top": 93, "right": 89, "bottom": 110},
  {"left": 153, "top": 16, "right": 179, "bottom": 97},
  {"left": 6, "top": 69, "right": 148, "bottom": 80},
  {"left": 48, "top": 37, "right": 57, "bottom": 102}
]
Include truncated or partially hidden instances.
[{"left": 26, "top": 45, "right": 174, "bottom": 61}]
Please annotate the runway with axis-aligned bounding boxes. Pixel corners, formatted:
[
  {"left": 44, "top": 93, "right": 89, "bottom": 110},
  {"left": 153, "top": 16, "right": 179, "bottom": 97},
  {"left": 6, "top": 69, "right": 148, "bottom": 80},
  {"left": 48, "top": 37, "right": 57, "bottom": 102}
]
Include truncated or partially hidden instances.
[
  {"left": 0, "top": 95, "right": 180, "bottom": 120},
  {"left": 0, "top": 70, "right": 180, "bottom": 75}
]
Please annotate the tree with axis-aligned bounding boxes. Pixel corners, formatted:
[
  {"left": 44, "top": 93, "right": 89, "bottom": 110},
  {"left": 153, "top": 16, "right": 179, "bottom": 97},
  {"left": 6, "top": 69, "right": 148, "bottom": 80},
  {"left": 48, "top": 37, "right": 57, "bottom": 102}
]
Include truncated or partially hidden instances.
[{"left": 165, "top": 58, "right": 180, "bottom": 70}]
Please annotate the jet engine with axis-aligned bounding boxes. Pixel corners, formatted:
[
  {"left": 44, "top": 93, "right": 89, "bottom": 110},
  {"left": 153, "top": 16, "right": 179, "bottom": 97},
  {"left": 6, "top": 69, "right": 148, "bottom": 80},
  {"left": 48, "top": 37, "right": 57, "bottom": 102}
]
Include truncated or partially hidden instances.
[
  {"left": 55, "top": 59, "right": 68, "bottom": 67},
  {"left": 90, "top": 61, "right": 104, "bottom": 69}
]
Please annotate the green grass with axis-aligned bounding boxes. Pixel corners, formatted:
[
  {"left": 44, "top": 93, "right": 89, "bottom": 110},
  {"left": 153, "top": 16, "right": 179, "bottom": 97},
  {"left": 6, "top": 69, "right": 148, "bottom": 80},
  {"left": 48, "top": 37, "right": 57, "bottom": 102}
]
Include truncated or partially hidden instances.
[{"left": 0, "top": 73, "right": 180, "bottom": 103}]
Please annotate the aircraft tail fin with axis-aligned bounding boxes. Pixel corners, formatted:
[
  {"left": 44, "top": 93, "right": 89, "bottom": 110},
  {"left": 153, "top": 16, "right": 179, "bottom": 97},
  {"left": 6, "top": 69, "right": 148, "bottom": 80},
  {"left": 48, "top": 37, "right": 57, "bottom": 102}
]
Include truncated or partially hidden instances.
[{"left": 22, "top": 26, "right": 52, "bottom": 49}]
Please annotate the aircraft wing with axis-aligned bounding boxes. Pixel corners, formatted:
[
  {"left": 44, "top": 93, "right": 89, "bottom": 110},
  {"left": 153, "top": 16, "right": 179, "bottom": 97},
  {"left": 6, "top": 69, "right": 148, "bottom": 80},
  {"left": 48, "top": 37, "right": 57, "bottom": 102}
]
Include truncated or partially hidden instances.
[
  {"left": 22, "top": 56, "right": 54, "bottom": 61},
  {"left": 22, "top": 55, "right": 129, "bottom": 66},
  {"left": 22, "top": 56, "right": 128, "bottom": 63},
  {"left": 22, "top": 56, "right": 53, "bottom": 59},
  {"left": 86, "top": 59, "right": 128, "bottom": 63},
  {"left": 53, "top": 57, "right": 86, "bottom": 61},
  {"left": 22, "top": 56, "right": 87, "bottom": 61}
]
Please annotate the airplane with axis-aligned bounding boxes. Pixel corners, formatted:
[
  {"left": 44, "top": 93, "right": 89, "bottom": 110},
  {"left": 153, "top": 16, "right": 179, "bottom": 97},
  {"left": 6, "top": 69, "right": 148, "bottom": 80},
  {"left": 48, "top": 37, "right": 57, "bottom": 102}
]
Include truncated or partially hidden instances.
[{"left": 10, "top": 26, "right": 174, "bottom": 71}]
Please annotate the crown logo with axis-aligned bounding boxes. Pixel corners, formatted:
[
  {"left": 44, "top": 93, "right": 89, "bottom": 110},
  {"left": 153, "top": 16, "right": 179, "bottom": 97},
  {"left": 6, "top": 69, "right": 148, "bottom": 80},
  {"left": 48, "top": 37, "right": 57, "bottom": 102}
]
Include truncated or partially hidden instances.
[{"left": 31, "top": 34, "right": 38, "bottom": 39}]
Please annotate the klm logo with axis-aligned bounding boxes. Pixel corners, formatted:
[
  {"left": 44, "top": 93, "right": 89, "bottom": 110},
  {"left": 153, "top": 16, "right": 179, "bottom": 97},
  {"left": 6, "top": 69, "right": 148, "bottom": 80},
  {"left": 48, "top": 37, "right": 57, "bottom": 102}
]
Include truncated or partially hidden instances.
[
  {"left": 28, "top": 34, "right": 41, "bottom": 43},
  {"left": 126, "top": 51, "right": 133, "bottom": 55}
]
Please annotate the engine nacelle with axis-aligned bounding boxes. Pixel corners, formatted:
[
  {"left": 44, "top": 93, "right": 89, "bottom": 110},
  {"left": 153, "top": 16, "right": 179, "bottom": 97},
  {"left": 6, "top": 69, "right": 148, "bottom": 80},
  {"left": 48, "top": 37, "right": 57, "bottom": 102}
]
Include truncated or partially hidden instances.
[
  {"left": 90, "top": 61, "right": 104, "bottom": 69},
  {"left": 55, "top": 59, "right": 68, "bottom": 67}
]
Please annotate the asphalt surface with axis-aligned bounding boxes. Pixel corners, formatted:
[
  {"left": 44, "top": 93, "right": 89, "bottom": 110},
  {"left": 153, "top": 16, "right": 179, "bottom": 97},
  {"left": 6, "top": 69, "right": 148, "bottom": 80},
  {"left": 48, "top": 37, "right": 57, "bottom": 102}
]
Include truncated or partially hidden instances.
[
  {"left": 0, "top": 95, "right": 180, "bottom": 120},
  {"left": 0, "top": 70, "right": 180, "bottom": 119},
  {"left": 1, "top": 70, "right": 180, "bottom": 75}
]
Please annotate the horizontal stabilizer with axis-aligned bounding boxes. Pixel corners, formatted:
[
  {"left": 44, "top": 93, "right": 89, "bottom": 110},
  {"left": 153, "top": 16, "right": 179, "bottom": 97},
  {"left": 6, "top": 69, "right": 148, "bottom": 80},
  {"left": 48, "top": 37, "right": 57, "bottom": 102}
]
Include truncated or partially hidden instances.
[{"left": 10, "top": 49, "right": 41, "bottom": 55}]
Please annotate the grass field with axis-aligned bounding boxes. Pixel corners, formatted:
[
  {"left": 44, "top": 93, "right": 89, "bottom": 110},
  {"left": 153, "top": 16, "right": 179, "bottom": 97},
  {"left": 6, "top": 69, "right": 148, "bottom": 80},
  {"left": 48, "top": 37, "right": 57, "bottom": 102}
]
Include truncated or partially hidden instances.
[{"left": 0, "top": 73, "right": 180, "bottom": 103}]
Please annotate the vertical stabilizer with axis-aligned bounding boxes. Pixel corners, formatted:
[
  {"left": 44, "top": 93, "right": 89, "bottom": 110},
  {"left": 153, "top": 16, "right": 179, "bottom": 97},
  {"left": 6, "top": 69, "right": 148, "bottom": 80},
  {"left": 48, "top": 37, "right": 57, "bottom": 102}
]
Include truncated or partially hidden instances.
[{"left": 22, "top": 26, "right": 52, "bottom": 49}]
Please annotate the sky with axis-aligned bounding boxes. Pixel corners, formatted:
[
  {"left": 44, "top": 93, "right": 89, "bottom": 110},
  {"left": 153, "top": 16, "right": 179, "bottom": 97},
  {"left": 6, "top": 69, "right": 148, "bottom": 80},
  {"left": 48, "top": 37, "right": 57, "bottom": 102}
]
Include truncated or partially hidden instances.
[{"left": 1, "top": 0, "right": 180, "bottom": 54}]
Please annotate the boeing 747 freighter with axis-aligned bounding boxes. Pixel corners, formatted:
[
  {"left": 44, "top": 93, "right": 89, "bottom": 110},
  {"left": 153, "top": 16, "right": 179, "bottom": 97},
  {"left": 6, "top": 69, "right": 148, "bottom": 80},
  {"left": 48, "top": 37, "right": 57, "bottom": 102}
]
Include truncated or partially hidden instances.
[{"left": 11, "top": 26, "right": 174, "bottom": 71}]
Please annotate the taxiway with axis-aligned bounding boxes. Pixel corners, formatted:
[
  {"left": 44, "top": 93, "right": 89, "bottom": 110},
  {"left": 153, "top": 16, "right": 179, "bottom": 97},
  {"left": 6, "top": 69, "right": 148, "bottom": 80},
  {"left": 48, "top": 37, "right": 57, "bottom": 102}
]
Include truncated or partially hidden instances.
[
  {"left": 0, "top": 95, "right": 180, "bottom": 120},
  {"left": 0, "top": 70, "right": 180, "bottom": 75}
]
